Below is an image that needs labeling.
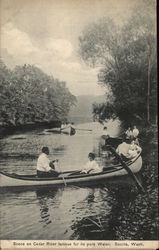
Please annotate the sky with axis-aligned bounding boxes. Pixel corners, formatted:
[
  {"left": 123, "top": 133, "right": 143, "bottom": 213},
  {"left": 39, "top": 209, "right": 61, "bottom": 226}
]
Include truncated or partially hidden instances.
[{"left": 1, "top": 0, "right": 140, "bottom": 96}]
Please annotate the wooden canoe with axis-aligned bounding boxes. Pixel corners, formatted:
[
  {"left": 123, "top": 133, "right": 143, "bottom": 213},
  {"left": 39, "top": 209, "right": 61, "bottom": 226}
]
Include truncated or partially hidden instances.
[
  {"left": 0, "top": 154, "right": 142, "bottom": 188},
  {"left": 44, "top": 126, "right": 76, "bottom": 136},
  {"left": 102, "top": 136, "right": 123, "bottom": 148}
]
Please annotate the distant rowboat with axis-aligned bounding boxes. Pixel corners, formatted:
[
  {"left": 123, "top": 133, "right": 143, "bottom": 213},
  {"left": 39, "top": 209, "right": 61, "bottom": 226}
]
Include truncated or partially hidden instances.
[{"left": 44, "top": 126, "right": 76, "bottom": 136}]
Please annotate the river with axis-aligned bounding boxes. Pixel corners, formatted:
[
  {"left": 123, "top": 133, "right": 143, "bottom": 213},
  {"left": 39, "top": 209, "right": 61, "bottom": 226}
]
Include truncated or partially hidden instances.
[{"left": 0, "top": 120, "right": 158, "bottom": 240}]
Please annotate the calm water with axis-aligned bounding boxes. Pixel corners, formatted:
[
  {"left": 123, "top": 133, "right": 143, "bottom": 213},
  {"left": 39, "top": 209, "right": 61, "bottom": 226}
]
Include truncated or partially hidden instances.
[{"left": 0, "top": 121, "right": 158, "bottom": 240}]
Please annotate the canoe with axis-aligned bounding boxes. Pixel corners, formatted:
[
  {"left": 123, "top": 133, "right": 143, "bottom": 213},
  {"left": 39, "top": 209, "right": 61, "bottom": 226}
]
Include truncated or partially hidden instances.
[
  {"left": 44, "top": 126, "right": 76, "bottom": 136},
  {"left": 0, "top": 154, "right": 142, "bottom": 188},
  {"left": 101, "top": 136, "right": 123, "bottom": 148}
]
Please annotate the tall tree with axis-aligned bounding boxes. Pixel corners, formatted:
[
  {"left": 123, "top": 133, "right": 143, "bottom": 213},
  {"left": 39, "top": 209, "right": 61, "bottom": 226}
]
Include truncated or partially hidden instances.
[{"left": 78, "top": 0, "right": 157, "bottom": 125}]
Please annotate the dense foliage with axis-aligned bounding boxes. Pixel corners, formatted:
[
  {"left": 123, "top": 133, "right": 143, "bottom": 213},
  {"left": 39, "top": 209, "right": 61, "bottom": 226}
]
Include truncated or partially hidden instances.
[
  {"left": 0, "top": 60, "right": 76, "bottom": 127},
  {"left": 79, "top": 1, "right": 157, "bottom": 126}
]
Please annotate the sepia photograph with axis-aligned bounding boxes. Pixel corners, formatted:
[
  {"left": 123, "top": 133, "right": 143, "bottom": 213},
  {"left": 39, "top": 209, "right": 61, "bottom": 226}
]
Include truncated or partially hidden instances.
[{"left": 0, "top": 0, "right": 158, "bottom": 248}]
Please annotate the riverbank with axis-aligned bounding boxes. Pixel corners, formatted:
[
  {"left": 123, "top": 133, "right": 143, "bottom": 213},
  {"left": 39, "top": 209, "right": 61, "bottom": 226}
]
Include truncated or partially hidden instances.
[
  {"left": 103, "top": 128, "right": 158, "bottom": 240},
  {"left": 0, "top": 120, "right": 61, "bottom": 138}
]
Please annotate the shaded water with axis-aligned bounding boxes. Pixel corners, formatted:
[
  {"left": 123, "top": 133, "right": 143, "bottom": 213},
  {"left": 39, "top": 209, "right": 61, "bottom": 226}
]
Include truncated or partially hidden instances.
[{"left": 0, "top": 121, "right": 158, "bottom": 240}]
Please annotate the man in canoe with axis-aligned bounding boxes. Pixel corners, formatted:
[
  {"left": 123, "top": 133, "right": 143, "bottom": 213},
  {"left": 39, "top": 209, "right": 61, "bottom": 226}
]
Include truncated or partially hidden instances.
[
  {"left": 37, "top": 147, "right": 59, "bottom": 178},
  {"left": 80, "top": 152, "right": 102, "bottom": 174}
]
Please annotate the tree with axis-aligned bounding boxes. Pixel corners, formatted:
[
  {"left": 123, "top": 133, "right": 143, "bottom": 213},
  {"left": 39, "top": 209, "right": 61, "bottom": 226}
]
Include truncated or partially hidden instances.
[
  {"left": 0, "top": 61, "right": 76, "bottom": 127},
  {"left": 78, "top": 1, "right": 157, "bottom": 125}
]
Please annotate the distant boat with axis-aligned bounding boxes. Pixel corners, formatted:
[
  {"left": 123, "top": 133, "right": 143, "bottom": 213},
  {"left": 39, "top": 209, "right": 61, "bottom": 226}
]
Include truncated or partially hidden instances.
[
  {"left": 11, "top": 136, "right": 26, "bottom": 140},
  {"left": 44, "top": 126, "right": 76, "bottom": 136},
  {"left": 0, "top": 154, "right": 142, "bottom": 188}
]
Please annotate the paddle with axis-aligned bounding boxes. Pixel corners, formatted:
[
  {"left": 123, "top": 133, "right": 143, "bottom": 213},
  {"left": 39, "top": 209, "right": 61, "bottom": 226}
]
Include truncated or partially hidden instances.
[
  {"left": 105, "top": 145, "right": 145, "bottom": 193},
  {"left": 76, "top": 128, "right": 92, "bottom": 132},
  {"left": 57, "top": 163, "right": 81, "bottom": 188},
  {"left": 56, "top": 161, "right": 67, "bottom": 186},
  {"left": 56, "top": 163, "right": 83, "bottom": 189}
]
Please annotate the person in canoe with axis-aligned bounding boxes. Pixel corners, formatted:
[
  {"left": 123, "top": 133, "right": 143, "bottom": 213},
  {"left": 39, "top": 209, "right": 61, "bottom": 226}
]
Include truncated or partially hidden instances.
[
  {"left": 132, "top": 125, "right": 139, "bottom": 138},
  {"left": 116, "top": 137, "right": 142, "bottom": 161},
  {"left": 132, "top": 125, "right": 139, "bottom": 144},
  {"left": 80, "top": 152, "right": 103, "bottom": 174},
  {"left": 127, "top": 139, "right": 142, "bottom": 158},
  {"left": 125, "top": 127, "right": 133, "bottom": 139},
  {"left": 37, "top": 147, "right": 59, "bottom": 178},
  {"left": 116, "top": 137, "right": 131, "bottom": 161}
]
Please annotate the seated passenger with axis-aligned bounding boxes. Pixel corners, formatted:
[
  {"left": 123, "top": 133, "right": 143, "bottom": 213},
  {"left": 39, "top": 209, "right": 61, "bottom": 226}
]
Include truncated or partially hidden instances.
[
  {"left": 116, "top": 138, "right": 131, "bottom": 157},
  {"left": 127, "top": 140, "right": 142, "bottom": 159},
  {"left": 132, "top": 125, "right": 139, "bottom": 139},
  {"left": 37, "top": 147, "right": 59, "bottom": 178},
  {"left": 71, "top": 122, "right": 75, "bottom": 129},
  {"left": 61, "top": 122, "right": 66, "bottom": 129},
  {"left": 125, "top": 127, "right": 133, "bottom": 139},
  {"left": 80, "top": 152, "right": 102, "bottom": 174}
]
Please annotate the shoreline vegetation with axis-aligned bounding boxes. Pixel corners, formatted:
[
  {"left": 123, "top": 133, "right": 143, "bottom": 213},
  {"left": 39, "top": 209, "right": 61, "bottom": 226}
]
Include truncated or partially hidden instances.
[{"left": 0, "top": 60, "right": 76, "bottom": 137}]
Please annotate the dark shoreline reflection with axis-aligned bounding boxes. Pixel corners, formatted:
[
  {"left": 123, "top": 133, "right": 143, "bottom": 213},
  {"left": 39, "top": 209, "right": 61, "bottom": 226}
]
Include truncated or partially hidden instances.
[{"left": 69, "top": 177, "right": 145, "bottom": 240}]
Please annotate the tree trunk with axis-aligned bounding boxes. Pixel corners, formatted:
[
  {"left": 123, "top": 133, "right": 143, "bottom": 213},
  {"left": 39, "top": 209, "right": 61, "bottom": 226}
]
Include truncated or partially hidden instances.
[{"left": 147, "top": 57, "right": 151, "bottom": 123}]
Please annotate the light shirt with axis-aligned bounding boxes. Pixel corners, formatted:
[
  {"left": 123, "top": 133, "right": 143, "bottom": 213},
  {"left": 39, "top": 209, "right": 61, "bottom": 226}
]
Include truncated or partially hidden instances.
[
  {"left": 133, "top": 128, "right": 139, "bottom": 138},
  {"left": 125, "top": 129, "right": 133, "bottom": 138},
  {"left": 116, "top": 142, "right": 130, "bottom": 156},
  {"left": 37, "top": 153, "right": 52, "bottom": 172},
  {"left": 61, "top": 124, "right": 66, "bottom": 129},
  {"left": 83, "top": 160, "right": 102, "bottom": 174},
  {"left": 128, "top": 149, "right": 138, "bottom": 158},
  {"left": 128, "top": 142, "right": 142, "bottom": 158}
]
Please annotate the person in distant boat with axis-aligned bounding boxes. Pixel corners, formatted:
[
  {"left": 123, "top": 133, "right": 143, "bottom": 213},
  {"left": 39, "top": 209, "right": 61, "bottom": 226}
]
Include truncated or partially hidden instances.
[
  {"left": 125, "top": 127, "right": 133, "bottom": 139},
  {"left": 37, "top": 147, "right": 59, "bottom": 178},
  {"left": 67, "top": 122, "right": 72, "bottom": 128},
  {"left": 80, "top": 152, "right": 102, "bottom": 174},
  {"left": 65, "top": 122, "right": 69, "bottom": 128},
  {"left": 132, "top": 125, "right": 139, "bottom": 138},
  {"left": 61, "top": 122, "right": 66, "bottom": 130},
  {"left": 71, "top": 122, "right": 75, "bottom": 129}
]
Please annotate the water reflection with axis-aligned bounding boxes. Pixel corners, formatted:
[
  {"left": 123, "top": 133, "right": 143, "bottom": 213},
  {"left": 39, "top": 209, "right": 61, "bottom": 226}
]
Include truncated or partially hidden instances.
[
  {"left": 70, "top": 187, "right": 112, "bottom": 240},
  {"left": 36, "top": 188, "right": 58, "bottom": 227}
]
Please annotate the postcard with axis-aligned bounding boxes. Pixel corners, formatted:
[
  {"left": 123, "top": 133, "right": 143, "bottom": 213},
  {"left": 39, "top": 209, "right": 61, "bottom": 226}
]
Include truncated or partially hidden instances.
[{"left": 0, "top": 0, "right": 158, "bottom": 249}]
